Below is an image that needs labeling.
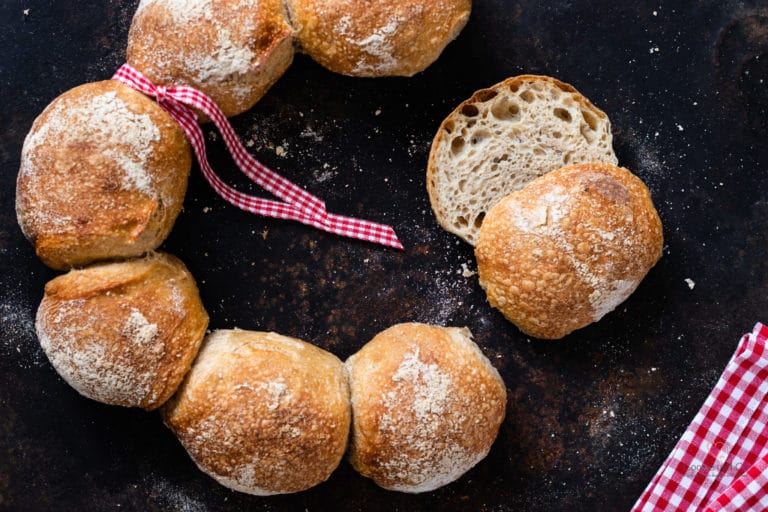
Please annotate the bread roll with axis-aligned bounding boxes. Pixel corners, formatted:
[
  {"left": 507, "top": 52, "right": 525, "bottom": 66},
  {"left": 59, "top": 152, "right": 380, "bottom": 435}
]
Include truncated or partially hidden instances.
[
  {"left": 16, "top": 80, "right": 191, "bottom": 270},
  {"left": 35, "top": 253, "right": 209, "bottom": 410},
  {"left": 127, "top": 0, "right": 294, "bottom": 118},
  {"left": 428, "top": 75, "right": 617, "bottom": 245},
  {"left": 162, "top": 329, "right": 350, "bottom": 495},
  {"left": 287, "top": 0, "right": 471, "bottom": 77},
  {"left": 475, "top": 162, "right": 663, "bottom": 340},
  {"left": 346, "top": 323, "right": 506, "bottom": 493}
]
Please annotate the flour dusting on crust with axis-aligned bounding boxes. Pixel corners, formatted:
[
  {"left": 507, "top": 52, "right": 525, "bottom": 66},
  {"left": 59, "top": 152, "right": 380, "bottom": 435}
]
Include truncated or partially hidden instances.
[
  {"left": 377, "top": 346, "right": 481, "bottom": 493},
  {"left": 21, "top": 90, "right": 160, "bottom": 198}
]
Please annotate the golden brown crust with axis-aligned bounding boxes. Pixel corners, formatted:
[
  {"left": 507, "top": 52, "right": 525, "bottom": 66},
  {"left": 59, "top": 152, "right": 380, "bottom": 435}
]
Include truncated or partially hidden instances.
[
  {"left": 127, "top": 0, "right": 294, "bottom": 118},
  {"left": 287, "top": 0, "right": 471, "bottom": 77},
  {"left": 35, "top": 253, "right": 209, "bottom": 410},
  {"left": 346, "top": 323, "right": 506, "bottom": 493},
  {"left": 16, "top": 80, "right": 191, "bottom": 270},
  {"left": 427, "top": 74, "right": 616, "bottom": 245},
  {"left": 475, "top": 163, "right": 663, "bottom": 340},
  {"left": 162, "top": 329, "right": 351, "bottom": 495}
]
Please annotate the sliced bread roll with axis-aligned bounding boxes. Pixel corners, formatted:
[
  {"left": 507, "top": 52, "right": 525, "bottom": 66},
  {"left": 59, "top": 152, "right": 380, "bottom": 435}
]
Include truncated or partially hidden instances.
[{"left": 427, "top": 75, "right": 618, "bottom": 245}]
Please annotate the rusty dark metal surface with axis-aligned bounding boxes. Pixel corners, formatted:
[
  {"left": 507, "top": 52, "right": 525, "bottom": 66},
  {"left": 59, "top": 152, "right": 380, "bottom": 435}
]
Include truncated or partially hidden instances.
[{"left": 1, "top": 1, "right": 768, "bottom": 510}]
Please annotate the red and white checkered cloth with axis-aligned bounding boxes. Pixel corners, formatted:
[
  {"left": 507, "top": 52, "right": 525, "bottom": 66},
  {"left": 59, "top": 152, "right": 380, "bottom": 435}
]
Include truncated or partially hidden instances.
[
  {"left": 112, "top": 64, "right": 403, "bottom": 250},
  {"left": 633, "top": 323, "right": 768, "bottom": 511}
]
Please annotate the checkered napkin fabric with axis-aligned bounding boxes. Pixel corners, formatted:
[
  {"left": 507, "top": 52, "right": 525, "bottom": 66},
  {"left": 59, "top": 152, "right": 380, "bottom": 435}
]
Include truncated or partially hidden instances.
[
  {"left": 633, "top": 323, "right": 768, "bottom": 511},
  {"left": 112, "top": 64, "right": 403, "bottom": 250}
]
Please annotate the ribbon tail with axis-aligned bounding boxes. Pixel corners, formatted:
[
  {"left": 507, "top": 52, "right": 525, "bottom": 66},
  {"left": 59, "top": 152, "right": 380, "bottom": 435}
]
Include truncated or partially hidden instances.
[
  {"left": 113, "top": 63, "right": 404, "bottom": 251},
  {"left": 323, "top": 212, "right": 404, "bottom": 250},
  {"left": 170, "top": 87, "right": 327, "bottom": 218}
]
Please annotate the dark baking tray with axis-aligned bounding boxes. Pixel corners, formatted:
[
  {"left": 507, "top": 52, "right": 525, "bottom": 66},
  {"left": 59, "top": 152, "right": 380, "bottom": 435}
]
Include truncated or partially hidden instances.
[{"left": 1, "top": 0, "right": 767, "bottom": 510}]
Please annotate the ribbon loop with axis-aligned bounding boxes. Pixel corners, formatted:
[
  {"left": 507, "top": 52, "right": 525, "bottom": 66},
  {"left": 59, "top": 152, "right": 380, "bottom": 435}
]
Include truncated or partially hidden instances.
[
  {"left": 111, "top": 64, "right": 403, "bottom": 250},
  {"left": 154, "top": 84, "right": 169, "bottom": 102}
]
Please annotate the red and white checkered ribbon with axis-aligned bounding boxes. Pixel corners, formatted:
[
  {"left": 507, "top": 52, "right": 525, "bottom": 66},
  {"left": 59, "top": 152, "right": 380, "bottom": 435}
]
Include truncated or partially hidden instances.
[
  {"left": 112, "top": 64, "right": 403, "bottom": 250},
  {"left": 633, "top": 323, "right": 768, "bottom": 511}
]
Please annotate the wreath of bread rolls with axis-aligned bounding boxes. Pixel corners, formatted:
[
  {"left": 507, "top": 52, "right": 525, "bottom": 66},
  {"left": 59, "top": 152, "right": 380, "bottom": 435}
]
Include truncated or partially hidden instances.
[
  {"left": 18, "top": 0, "right": 511, "bottom": 497},
  {"left": 16, "top": 0, "right": 664, "bottom": 499}
]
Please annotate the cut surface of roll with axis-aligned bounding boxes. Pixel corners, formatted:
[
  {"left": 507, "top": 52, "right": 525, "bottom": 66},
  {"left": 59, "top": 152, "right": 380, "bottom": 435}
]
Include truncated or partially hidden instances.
[
  {"left": 162, "top": 329, "right": 351, "bottom": 495},
  {"left": 35, "top": 253, "right": 209, "bottom": 410},
  {"left": 16, "top": 80, "right": 191, "bottom": 270},
  {"left": 428, "top": 75, "right": 617, "bottom": 245},
  {"left": 346, "top": 322, "right": 506, "bottom": 493},
  {"left": 475, "top": 162, "right": 663, "bottom": 340}
]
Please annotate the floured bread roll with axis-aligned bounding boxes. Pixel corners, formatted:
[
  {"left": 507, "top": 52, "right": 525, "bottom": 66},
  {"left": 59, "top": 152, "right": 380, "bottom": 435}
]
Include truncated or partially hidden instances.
[
  {"left": 127, "top": 0, "right": 294, "bottom": 117},
  {"left": 475, "top": 162, "right": 663, "bottom": 340},
  {"left": 16, "top": 80, "right": 191, "bottom": 270},
  {"left": 162, "top": 329, "right": 351, "bottom": 495},
  {"left": 287, "top": 0, "right": 471, "bottom": 77},
  {"left": 35, "top": 253, "right": 209, "bottom": 410},
  {"left": 346, "top": 323, "right": 506, "bottom": 493}
]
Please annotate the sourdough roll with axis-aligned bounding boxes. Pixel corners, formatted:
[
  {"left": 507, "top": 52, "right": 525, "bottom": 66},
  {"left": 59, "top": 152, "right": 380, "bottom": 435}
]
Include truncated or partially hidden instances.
[
  {"left": 16, "top": 80, "right": 191, "bottom": 270},
  {"left": 346, "top": 323, "right": 506, "bottom": 493},
  {"left": 162, "top": 329, "right": 350, "bottom": 495},
  {"left": 428, "top": 75, "right": 617, "bottom": 245},
  {"left": 287, "top": 0, "right": 471, "bottom": 77},
  {"left": 35, "top": 253, "right": 209, "bottom": 410},
  {"left": 127, "top": 0, "right": 294, "bottom": 118},
  {"left": 475, "top": 163, "right": 663, "bottom": 340}
]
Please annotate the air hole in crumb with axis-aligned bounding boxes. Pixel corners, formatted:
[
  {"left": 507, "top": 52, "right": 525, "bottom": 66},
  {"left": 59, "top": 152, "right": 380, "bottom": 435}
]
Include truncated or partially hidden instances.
[
  {"left": 553, "top": 131, "right": 562, "bottom": 138},
  {"left": 491, "top": 98, "right": 521, "bottom": 122},
  {"left": 563, "top": 152, "right": 573, "bottom": 164},
  {"left": 457, "top": 215, "right": 468, "bottom": 227},
  {"left": 444, "top": 121, "right": 454, "bottom": 134},
  {"left": 475, "top": 89, "right": 498, "bottom": 102},
  {"left": 509, "top": 82, "right": 520, "bottom": 93},
  {"left": 581, "top": 109, "right": 598, "bottom": 131},
  {"left": 553, "top": 108, "right": 572, "bottom": 122},
  {"left": 533, "top": 148, "right": 545, "bottom": 155},
  {"left": 580, "top": 124, "right": 597, "bottom": 143},
  {"left": 461, "top": 104, "right": 479, "bottom": 117},
  {"left": 470, "top": 130, "right": 490, "bottom": 145},
  {"left": 520, "top": 90, "right": 534, "bottom": 103},
  {"left": 474, "top": 212, "right": 486, "bottom": 228},
  {"left": 458, "top": 179, "right": 467, "bottom": 191},
  {"left": 451, "top": 137, "right": 465, "bottom": 155}
]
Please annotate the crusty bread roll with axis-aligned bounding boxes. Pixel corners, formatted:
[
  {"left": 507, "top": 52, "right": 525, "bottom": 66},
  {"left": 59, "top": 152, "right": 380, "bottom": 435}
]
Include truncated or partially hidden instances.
[
  {"left": 287, "top": 0, "right": 471, "bottom": 77},
  {"left": 428, "top": 75, "right": 618, "bottom": 245},
  {"left": 35, "top": 253, "right": 209, "bottom": 410},
  {"left": 127, "top": 0, "right": 294, "bottom": 118},
  {"left": 162, "top": 329, "right": 350, "bottom": 495},
  {"left": 346, "top": 323, "right": 506, "bottom": 493},
  {"left": 16, "top": 80, "right": 191, "bottom": 270},
  {"left": 475, "top": 163, "right": 663, "bottom": 340}
]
